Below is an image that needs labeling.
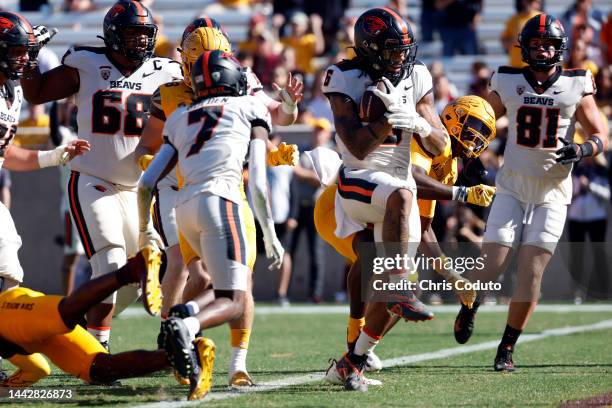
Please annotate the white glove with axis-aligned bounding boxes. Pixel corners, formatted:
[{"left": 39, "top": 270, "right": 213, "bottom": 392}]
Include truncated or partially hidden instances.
[
  {"left": 33, "top": 25, "right": 56, "bottom": 47},
  {"left": 385, "top": 108, "right": 432, "bottom": 137},
  {"left": 263, "top": 231, "right": 284, "bottom": 271},
  {"left": 139, "top": 225, "right": 164, "bottom": 253},
  {"left": 371, "top": 77, "right": 402, "bottom": 110}
]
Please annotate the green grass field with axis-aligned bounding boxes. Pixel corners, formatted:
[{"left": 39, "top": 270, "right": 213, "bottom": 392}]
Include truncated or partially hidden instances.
[{"left": 2, "top": 305, "right": 612, "bottom": 407}]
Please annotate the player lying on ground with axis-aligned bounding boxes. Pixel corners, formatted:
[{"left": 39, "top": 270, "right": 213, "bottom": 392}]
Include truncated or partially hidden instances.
[
  {"left": 135, "top": 20, "right": 301, "bottom": 387},
  {"left": 452, "top": 14, "right": 608, "bottom": 372},
  {"left": 138, "top": 50, "right": 284, "bottom": 400},
  {"left": 0, "top": 252, "right": 207, "bottom": 399},
  {"left": 311, "top": 95, "right": 497, "bottom": 386}
]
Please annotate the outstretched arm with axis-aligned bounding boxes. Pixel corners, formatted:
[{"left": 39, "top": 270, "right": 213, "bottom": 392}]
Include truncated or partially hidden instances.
[{"left": 2, "top": 140, "right": 90, "bottom": 172}]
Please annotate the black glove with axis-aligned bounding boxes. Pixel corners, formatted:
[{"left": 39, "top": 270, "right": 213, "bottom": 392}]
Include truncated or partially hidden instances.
[{"left": 555, "top": 138, "right": 584, "bottom": 165}]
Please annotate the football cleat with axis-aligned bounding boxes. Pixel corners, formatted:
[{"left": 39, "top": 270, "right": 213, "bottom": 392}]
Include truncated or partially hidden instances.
[
  {"left": 229, "top": 370, "right": 255, "bottom": 387},
  {"left": 162, "top": 317, "right": 197, "bottom": 378},
  {"left": 325, "top": 358, "right": 382, "bottom": 386},
  {"left": 174, "top": 370, "right": 190, "bottom": 386},
  {"left": 335, "top": 354, "right": 368, "bottom": 392},
  {"left": 454, "top": 301, "right": 480, "bottom": 344},
  {"left": 365, "top": 351, "right": 383, "bottom": 372},
  {"left": 188, "top": 337, "right": 216, "bottom": 400},
  {"left": 494, "top": 345, "right": 515, "bottom": 372},
  {"left": 141, "top": 246, "right": 163, "bottom": 316},
  {"left": 387, "top": 291, "right": 434, "bottom": 322}
]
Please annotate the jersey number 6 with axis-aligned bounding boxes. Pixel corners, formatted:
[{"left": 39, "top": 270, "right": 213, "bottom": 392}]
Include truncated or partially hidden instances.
[{"left": 91, "top": 90, "right": 151, "bottom": 136}]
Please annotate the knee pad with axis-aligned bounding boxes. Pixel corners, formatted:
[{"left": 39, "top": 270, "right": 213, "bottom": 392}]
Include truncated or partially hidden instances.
[{"left": 90, "top": 247, "right": 127, "bottom": 304}]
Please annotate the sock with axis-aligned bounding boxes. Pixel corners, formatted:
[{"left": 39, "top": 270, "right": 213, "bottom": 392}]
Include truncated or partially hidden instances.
[
  {"left": 230, "top": 328, "right": 251, "bottom": 349},
  {"left": 183, "top": 317, "right": 200, "bottom": 341},
  {"left": 88, "top": 326, "right": 111, "bottom": 344},
  {"left": 500, "top": 324, "right": 522, "bottom": 350},
  {"left": 185, "top": 301, "right": 200, "bottom": 316},
  {"left": 229, "top": 347, "right": 248, "bottom": 375},
  {"left": 347, "top": 317, "right": 365, "bottom": 347},
  {"left": 353, "top": 327, "right": 381, "bottom": 357}
]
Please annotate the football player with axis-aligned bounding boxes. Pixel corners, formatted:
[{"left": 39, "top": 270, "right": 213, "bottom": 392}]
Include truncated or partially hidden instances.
[
  {"left": 0, "top": 252, "right": 209, "bottom": 397},
  {"left": 135, "top": 19, "right": 302, "bottom": 387},
  {"left": 319, "top": 7, "right": 449, "bottom": 390},
  {"left": 138, "top": 50, "right": 284, "bottom": 400},
  {"left": 21, "top": 0, "right": 183, "bottom": 350},
  {"left": 316, "top": 95, "right": 497, "bottom": 384},
  {"left": 452, "top": 14, "right": 608, "bottom": 372}
]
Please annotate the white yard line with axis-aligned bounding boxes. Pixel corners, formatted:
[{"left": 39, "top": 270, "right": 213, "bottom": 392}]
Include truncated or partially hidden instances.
[
  {"left": 132, "top": 318, "right": 612, "bottom": 408},
  {"left": 121, "top": 303, "right": 612, "bottom": 318}
]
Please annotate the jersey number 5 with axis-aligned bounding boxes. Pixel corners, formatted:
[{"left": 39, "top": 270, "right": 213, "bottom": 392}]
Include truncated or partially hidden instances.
[
  {"left": 186, "top": 106, "right": 223, "bottom": 157},
  {"left": 516, "top": 106, "right": 560, "bottom": 148},
  {"left": 92, "top": 90, "right": 151, "bottom": 136}
]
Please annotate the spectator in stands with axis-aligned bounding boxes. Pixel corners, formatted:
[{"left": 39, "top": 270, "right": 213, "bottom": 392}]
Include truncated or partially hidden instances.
[
  {"left": 469, "top": 61, "right": 491, "bottom": 98},
  {"left": 595, "top": 65, "right": 611, "bottom": 117},
  {"left": 601, "top": 12, "right": 612, "bottom": 65},
  {"left": 289, "top": 117, "right": 333, "bottom": 303},
  {"left": 433, "top": 75, "right": 455, "bottom": 114},
  {"left": 280, "top": 47, "right": 298, "bottom": 74},
  {"left": 272, "top": 0, "right": 304, "bottom": 37},
  {"left": 565, "top": 37, "right": 599, "bottom": 76},
  {"left": 16, "top": 104, "right": 50, "bottom": 148},
  {"left": 238, "top": 14, "right": 267, "bottom": 56},
  {"left": 335, "top": 16, "right": 357, "bottom": 61},
  {"left": 304, "top": 0, "right": 349, "bottom": 55},
  {"left": 62, "top": 0, "right": 96, "bottom": 12},
  {"left": 267, "top": 133, "right": 295, "bottom": 306},
  {"left": 20, "top": 0, "right": 49, "bottom": 11},
  {"left": 153, "top": 15, "right": 177, "bottom": 60},
  {"left": 252, "top": 29, "right": 282, "bottom": 88},
  {"left": 0, "top": 168, "right": 11, "bottom": 210},
  {"left": 560, "top": 0, "right": 606, "bottom": 49},
  {"left": 280, "top": 12, "right": 325, "bottom": 75},
  {"left": 429, "top": 60, "right": 445, "bottom": 80},
  {"left": 421, "top": 0, "right": 443, "bottom": 43},
  {"left": 500, "top": 0, "right": 542, "bottom": 67},
  {"left": 568, "top": 155, "right": 610, "bottom": 301},
  {"left": 305, "top": 69, "right": 334, "bottom": 124},
  {"left": 436, "top": 0, "right": 482, "bottom": 56}
]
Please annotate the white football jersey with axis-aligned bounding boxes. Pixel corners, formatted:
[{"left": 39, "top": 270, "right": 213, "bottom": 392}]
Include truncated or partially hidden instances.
[
  {"left": 321, "top": 59, "right": 433, "bottom": 173},
  {"left": 164, "top": 94, "right": 272, "bottom": 206},
  {"left": 62, "top": 46, "right": 182, "bottom": 186},
  {"left": 491, "top": 66, "right": 595, "bottom": 179},
  {"left": 0, "top": 81, "right": 23, "bottom": 170}
]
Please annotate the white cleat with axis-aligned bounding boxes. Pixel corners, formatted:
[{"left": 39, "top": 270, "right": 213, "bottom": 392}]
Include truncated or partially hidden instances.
[
  {"left": 324, "top": 359, "right": 383, "bottom": 386},
  {"left": 364, "top": 351, "right": 383, "bottom": 372}
]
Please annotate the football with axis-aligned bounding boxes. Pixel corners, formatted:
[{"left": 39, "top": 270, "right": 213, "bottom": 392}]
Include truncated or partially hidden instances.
[{"left": 359, "top": 79, "right": 389, "bottom": 123}]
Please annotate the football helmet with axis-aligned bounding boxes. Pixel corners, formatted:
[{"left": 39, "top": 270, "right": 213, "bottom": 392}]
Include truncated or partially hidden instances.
[
  {"left": 102, "top": 0, "right": 157, "bottom": 63},
  {"left": 0, "top": 12, "right": 36, "bottom": 80},
  {"left": 181, "top": 17, "right": 228, "bottom": 45},
  {"left": 190, "top": 50, "right": 247, "bottom": 99},
  {"left": 353, "top": 7, "right": 418, "bottom": 84},
  {"left": 180, "top": 27, "right": 231, "bottom": 88},
  {"left": 441, "top": 95, "right": 496, "bottom": 159},
  {"left": 519, "top": 14, "right": 567, "bottom": 71}
]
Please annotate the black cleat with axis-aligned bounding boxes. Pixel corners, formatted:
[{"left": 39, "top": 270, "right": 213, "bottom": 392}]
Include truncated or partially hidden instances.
[
  {"left": 494, "top": 345, "right": 515, "bottom": 372},
  {"left": 169, "top": 304, "right": 202, "bottom": 338},
  {"left": 100, "top": 341, "right": 111, "bottom": 352},
  {"left": 162, "top": 317, "right": 197, "bottom": 378},
  {"left": 454, "top": 301, "right": 480, "bottom": 344},
  {"left": 386, "top": 291, "right": 434, "bottom": 322}
]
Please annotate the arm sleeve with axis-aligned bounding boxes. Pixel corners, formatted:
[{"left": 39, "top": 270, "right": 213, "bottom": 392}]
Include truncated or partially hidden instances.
[{"left": 413, "top": 63, "right": 434, "bottom": 103}]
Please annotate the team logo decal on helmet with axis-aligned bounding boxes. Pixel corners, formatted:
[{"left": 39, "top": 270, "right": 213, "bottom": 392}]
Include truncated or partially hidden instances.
[
  {"left": 363, "top": 16, "right": 387, "bottom": 36},
  {"left": 0, "top": 18, "right": 15, "bottom": 31}
]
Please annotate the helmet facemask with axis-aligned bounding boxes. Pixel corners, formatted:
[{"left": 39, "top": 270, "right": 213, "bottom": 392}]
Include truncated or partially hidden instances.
[
  {"left": 0, "top": 43, "right": 31, "bottom": 79},
  {"left": 117, "top": 25, "right": 157, "bottom": 62}
]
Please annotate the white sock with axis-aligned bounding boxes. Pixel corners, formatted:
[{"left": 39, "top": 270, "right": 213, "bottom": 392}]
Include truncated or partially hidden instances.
[
  {"left": 229, "top": 347, "right": 248, "bottom": 376},
  {"left": 353, "top": 329, "right": 380, "bottom": 356},
  {"left": 87, "top": 327, "right": 111, "bottom": 344},
  {"left": 185, "top": 301, "right": 200, "bottom": 316},
  {"left": 183, "top": 317, "right": 200, "bottom": 341}
]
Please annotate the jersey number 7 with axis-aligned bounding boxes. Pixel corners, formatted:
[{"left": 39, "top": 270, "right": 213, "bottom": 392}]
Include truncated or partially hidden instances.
[{"left": 186, "top": 106, "right": 223, "bottom": 157}]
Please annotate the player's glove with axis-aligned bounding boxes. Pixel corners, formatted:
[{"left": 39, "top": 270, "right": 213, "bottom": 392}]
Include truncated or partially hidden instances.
[
  {"left": 138, "top": 154, "right": 154, "bottom": 171},
  {"left": 385, "top": 107, "right": 432, "bottom": 137},
  {"left": 33, "top": 25, "right": 56, "bottom": 47},
  {"left": 262, "top": 231, "right": 284, "bottom": 271},
  {"left": 267, "top": 142, "right": 299, "bottom": 166},
  {"left": 433, "top": 256, "right": 477, "bottom": 308},
  {"left": 139, "top": 226, "right": 164, "bottom": 253},
  {"left": 555, "top": 138, "right": 584, "bottom": 164},
  {"left": 371, "top": 77, "right": 402, "bottom": 109},
  {"left": 466, "top": 184, "right": 496, "bottom": 207}
]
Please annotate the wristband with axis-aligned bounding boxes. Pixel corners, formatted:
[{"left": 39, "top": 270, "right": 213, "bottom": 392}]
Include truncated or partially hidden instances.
[{"left": 452, "top": 186, "right": 468, "bottom": 202}]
